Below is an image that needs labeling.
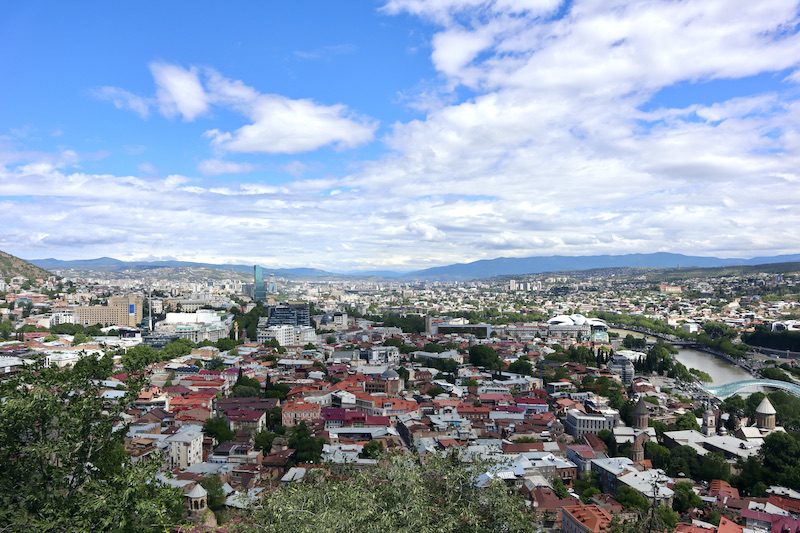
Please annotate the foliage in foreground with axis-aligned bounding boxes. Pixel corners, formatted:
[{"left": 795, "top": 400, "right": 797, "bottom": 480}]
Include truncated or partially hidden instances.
[
  {"left": 231, "top": 453, "right": 536, "bottom": 533},
  {"left": 0, "top": 355, "right": 185, "bottom": 532}
]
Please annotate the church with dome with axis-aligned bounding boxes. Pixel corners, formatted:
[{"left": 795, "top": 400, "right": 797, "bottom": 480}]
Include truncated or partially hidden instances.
[{"left": 734, "top": 396, "right": 785, "bottom": 444}]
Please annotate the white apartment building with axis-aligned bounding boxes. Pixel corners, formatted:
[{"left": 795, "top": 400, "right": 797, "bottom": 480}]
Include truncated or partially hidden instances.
[
  {"left": 167, "top": 429, "right": 204, "bottom": 470},
  {"left": 565, "top": 408, "right": 617, "bottom": 438},
  {"left": 258, "top": 324, "right": 294, "bottom": 346}
]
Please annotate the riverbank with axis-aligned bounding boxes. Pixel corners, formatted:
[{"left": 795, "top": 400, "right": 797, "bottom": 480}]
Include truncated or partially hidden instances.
[{"left": 609, "top": 327, "right": 757, "bottom": 383}]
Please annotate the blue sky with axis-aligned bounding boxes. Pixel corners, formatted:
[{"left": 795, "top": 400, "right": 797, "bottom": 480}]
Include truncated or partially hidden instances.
[{"left": 2, "top": 0, "right": 800, "bottom": 272}]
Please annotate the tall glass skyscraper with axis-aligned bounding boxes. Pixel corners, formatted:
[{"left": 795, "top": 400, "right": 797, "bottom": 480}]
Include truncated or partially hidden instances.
[{"left": 253, "top": 265, "right": 267, "bottom": 301}]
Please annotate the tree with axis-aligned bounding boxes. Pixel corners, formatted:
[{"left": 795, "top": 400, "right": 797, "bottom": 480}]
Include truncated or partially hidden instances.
[
  {"left": 203, "top": 417, "right": 235, "bottom": 444},
  {"left": 359, "top": 440, "right": 383, "bottom": 459},
  {"left": 206, "top": 357, "right": 226, "bottom": 371},
  {"left": 0, "top": 356, "right": 184, "bottom": 531},
  {"left": 72, "top": 332, "right": 91, "bottom": 345},
  {"left": 644, "top": 442, "right": 671, "bottom": 471},
  {"left": 468, "top": 345, "right": 503, "bottom": 371},
  {"left": 720, "top": 395, "right": 746, "bottom": 416},
  {"left": 397, "top": 366, "right": 410, "bottom": 383},
  {"left": 230, "top": 453, "right": 536, "bottom": 533},
  {"left": 427, "top": 386, "right": 446, "bottom": 397},
  {"left": 121, "top": 344, "right": 159, "bottom": 372},
  {"left": 216, "top": 337, "right": 237, "bottom": 351},
  {"left": 656, "top": 506, "right": 678, "bottom": 531},
  {"left": 672, "top": 481, "right": 702, "bottom": 513},
  {"left": 232, "top": 385, "right": 260, "bottom": 398},
  {"left": 674, "top": 412, "right": 700, "bottom": 432},
  {"left": 72, "top": 352, "right": 115, "bottom": 380},
  {"left": 552, "top": 477, "right": 569, "bottom": 499},
  {"left": 200, "top": 474, "right": 226, "bottom": 511},
  {"left": 254, "top": 431, "right": 278, "bottom": 453},
  {"left": 287, "top": 422, "right": 325, "bottom": 466},
  {"left": 696, "top": 452, "right": 730, "bottom": 483},
  {"left": 615, "top": 486, "right": 649, "bottom": 513},
  {"left": 508, "top": 358, "right": 534, "bottom": 376},
  {"left": 667, "top": 446, "right": 700, "bottom": 479}
]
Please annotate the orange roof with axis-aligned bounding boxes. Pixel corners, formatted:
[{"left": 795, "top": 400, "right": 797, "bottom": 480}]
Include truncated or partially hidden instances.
[
  {"left": 353, "top": 392, "right": 376, "bottom": 402},
  {"left": 282, "top": 400, "right": 321, "bottom": 413},
  {"left": 561, "top": 504, "right": 612, "bottom": 533},
  {"left": 718, "top": 517, "right": 743, "bottom": 533}
]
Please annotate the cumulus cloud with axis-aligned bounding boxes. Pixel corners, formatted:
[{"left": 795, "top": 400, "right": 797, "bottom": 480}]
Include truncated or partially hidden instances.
[
  {"left": 96, "top": 64, "right": 377, "bottom": 155},
  {"left": 198, "top": 159, "right": 257, "bottom": 176},
  {"left": 149, "top": 62, "right": 210, "bottom": 121},
  {"left": 204, "top": 94, "right": 376, "bottom": 154},
  {"left": 91, "top": 87, "right": 152, "bottom": 118},
  {"left": 11, "top": 1, "right": 800, "bottom": 269}
]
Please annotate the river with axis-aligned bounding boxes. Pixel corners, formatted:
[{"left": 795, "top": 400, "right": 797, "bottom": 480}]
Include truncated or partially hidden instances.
[
  {"left": 608, "top": 328, "right": 752, "bottom": 386},
  {"left": 672, "top": 348, "right": 752, "bottom": 386}
]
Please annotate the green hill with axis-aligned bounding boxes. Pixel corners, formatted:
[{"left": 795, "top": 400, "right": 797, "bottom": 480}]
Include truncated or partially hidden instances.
[{"left": 0, "top": 250, "right": 54, "bottom": 280}]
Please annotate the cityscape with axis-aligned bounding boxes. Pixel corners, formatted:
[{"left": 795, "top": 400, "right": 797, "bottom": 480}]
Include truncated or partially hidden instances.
[
  {"left": 3, "top": 1, "right": 800, "bottom": 532},
  {"left": 1, "top": 250, "right": 800, "bottom": 532}
]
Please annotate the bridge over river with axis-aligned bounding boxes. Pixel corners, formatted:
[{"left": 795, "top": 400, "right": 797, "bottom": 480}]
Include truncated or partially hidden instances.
[{"left": 702, "top": 379, "right": 800, "bottom": 399}]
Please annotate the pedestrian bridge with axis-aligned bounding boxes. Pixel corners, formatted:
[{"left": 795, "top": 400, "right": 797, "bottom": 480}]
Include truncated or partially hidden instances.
[{"left": 702, "top": 379, "right": 800, "bottom": 399}]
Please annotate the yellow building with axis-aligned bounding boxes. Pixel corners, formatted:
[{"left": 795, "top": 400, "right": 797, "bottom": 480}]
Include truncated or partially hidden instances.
[{"left": 73, "top": 295, "right": 143, "bottom": 327}]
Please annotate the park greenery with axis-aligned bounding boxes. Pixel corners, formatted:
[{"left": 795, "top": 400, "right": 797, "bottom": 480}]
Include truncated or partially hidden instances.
[
  {"left": 742, "top": 327, "right": 800, "bottom": 352},
  {"left": 591, "top": 312, "right": 748, "bottom": 358}
]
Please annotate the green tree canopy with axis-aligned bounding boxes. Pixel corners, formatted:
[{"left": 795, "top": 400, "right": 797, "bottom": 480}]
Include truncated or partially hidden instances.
[
  {"left": 230, "top": 453, "right": 536, "bottom": 533},
  {"left": 203, "top": 417, "right": 235, "bottom": 444},
  {"left": 206, "top": 357, "right": 226, "bottom": 371},
  {"left": 672, "top": 481, "right": 703, "bottom": 513},
  {"left": 287, "top": 422, "right": 325, "bottom": 466},
  {"left": 468, "top": 345, "right": 503, "bottom": 371},
  {"left": 359, "top": 440, "right": 383, "bottom": 460},
  {"left": 0, "top": 357, "right": 184, "bottom": 531}
]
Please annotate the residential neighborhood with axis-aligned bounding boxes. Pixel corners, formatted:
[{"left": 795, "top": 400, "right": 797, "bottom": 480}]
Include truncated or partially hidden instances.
[{"left": 2, "top": 259, "right": 800, "bottom": 532}]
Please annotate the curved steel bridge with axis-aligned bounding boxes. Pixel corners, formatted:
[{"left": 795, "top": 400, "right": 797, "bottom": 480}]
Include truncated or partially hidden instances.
[{"left": 702, "top": 379, "right": 800, "bottom": 399}]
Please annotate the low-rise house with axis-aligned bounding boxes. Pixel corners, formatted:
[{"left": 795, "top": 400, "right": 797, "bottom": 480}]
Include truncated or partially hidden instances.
[
  {"left": 282, "top": 400, "right": 322, "bottom": 427},
  {"left": 561, "top": 504, "right": 613, "bottom": 533},
  {"left": 224, "top": 409, "right": 266, "bottom": 434}
]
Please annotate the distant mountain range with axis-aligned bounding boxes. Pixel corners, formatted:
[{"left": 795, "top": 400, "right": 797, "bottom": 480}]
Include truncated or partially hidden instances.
[
  {"left": 399, "top": 252, "right": 800, "bottom": 281},
  {"left": 25, "top": 252, "right": 800, "bottom": 281}
]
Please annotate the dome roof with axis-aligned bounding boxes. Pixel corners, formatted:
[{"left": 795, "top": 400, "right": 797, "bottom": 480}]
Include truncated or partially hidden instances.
[
  {"left": 756, "top": 397, "right": 776, "bottom": 415},
  {"left": 634, "top": 397, "right": 649, "bottom": 415},
  {"left": 382, "top": 368, "right": 400, "bottom": 379},
  {"left": 186, "top": 483, "right": 207, "bottom": 499}
]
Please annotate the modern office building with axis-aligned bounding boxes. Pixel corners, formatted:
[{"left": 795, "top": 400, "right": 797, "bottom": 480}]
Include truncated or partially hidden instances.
[
  {"left": 267, "top": 302, "right": 310, "bottom": 326},
  {"left": 253, "top": 265, "right": 267, "bottom": 301}
]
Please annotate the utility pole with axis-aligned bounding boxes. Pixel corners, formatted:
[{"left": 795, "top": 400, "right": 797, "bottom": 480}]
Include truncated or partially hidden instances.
[{"left": 647, "top": 473, "right": 664, "bottom": 533}]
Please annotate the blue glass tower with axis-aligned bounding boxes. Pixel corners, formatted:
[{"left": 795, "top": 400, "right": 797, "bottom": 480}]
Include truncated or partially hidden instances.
[{"left": 253, "top": 265, "right": 267, "bottom": 301}]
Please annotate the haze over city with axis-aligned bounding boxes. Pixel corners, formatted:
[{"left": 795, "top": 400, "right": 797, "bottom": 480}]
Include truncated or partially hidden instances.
[{"left": 2, "top": 1, "right": 800, "bottom": 271}]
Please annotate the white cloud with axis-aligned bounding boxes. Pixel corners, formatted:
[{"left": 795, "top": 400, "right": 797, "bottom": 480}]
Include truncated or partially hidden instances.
[
  {"left": 92, "top": 87, "right": 152, "bottom": 118},
  {"left": 198, "top": 159, "right": 257, "bottom": 176},
  {"left": 294, "top": 44, "right": 358, "bottom": 60},
  {"left": 149, "top": 62, "right": 210, "bottom": 121},
  {"left": 97, "top": 64, "right": 376, "bottom": 155},
  {"left": 9, "top": 1, "right": 800, "bottom": 269},
  {"left": 204, "top": 94, "right": 376, "bottom": 154}
]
